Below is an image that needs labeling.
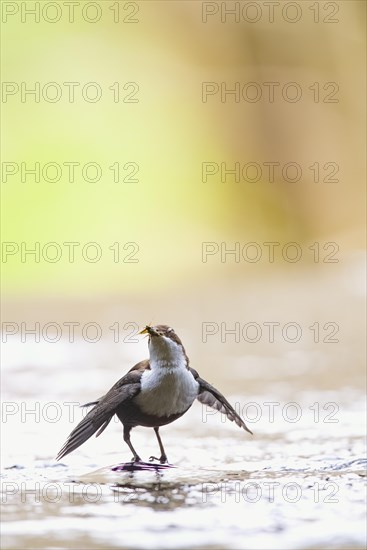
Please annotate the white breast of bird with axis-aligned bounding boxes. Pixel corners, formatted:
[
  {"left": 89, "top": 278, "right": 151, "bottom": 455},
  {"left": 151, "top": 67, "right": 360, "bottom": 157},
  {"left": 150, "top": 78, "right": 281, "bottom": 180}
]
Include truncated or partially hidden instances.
[{"left": 135, "top": 364, "right": 200, "bottom": 417}]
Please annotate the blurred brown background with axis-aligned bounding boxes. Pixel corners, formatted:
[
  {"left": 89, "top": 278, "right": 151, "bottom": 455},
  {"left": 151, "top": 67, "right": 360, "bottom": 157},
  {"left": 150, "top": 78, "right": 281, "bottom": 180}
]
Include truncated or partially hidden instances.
[{"left": 1, "top": 0, "right": 365, "bottom": 393}]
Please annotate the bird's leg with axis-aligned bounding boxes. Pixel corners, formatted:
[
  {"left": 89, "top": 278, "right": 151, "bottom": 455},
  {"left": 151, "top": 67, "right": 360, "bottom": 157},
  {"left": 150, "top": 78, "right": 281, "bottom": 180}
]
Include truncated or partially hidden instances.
[
  {"left": 123, "top": 426, "right": 141, "bottom": 463},
  {"left": 149, "top": 427, "right": 168, "bottom": 464}
]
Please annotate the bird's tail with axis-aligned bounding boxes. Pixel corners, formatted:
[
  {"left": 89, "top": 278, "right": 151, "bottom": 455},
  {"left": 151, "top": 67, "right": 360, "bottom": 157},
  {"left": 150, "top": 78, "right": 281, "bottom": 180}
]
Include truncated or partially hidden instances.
[
  {"left": 81, "top": 400, "right": 100, "bottom": 408},
  {"left": 81, "top": 395, "right": 103, "bottom": 408}
]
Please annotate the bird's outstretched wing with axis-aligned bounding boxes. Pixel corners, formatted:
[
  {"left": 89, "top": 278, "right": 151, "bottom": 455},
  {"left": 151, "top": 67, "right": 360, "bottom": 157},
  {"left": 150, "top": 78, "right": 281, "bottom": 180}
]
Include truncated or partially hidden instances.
[
  {"left": 189, "top": 368, "right": 253, "bottom": 435},
  {"left": 56, "top": 362, "right": 148, "bottom": 461}
]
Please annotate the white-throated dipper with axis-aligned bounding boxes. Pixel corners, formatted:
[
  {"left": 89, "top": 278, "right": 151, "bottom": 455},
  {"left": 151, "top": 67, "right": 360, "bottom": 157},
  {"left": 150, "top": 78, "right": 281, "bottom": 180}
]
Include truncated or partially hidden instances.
[{"left": 56, "top": 324, "right": 252, "bottom": 463}]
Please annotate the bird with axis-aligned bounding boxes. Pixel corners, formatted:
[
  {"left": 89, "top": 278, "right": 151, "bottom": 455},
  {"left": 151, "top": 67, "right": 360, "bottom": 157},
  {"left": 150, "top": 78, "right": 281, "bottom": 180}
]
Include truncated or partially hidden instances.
[{"left": 56, "top": 324, "right": 253, "bottom": 464}]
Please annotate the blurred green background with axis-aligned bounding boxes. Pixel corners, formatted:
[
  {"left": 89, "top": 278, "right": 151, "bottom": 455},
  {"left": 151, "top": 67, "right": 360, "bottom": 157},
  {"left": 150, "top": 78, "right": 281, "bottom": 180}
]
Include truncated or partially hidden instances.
[
  {"left": 1, "top": 2, "right": 365, "bottom": 399},
  {"left": 1, "top": 1, "right": 365, "bottom": 300}
]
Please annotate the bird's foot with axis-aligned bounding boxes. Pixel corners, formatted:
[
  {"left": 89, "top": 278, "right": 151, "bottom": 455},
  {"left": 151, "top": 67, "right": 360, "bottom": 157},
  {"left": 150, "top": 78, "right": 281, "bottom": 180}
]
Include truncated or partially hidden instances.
[
  {"left": 131, "top": 455, "right": 142, "bottom": 463},
  {"left": 149, "top": 455, "right": 168, "bottom": 464}
]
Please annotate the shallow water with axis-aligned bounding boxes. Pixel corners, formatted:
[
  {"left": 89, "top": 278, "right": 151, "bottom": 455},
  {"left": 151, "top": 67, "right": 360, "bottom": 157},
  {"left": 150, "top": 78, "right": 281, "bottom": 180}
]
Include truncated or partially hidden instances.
[
  {"left": 2, "top": 381, "right": 366, "bottom": 550},
  {"left": 2, "top": 267, "right": 366, "bottom": 549}
]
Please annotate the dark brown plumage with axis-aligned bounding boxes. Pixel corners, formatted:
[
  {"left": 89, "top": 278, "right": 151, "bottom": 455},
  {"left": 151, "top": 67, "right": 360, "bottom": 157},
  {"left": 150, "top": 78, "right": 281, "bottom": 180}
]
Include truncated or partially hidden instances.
[{"left": 56, "top": 325, "right": 252, "bottom": 463}]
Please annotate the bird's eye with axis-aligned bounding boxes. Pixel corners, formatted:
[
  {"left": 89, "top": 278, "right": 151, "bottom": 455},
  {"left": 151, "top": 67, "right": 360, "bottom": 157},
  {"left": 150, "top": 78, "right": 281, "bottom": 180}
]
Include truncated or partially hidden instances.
[{"left": 167, "top": 328, "right": 173, "bottom": 333}]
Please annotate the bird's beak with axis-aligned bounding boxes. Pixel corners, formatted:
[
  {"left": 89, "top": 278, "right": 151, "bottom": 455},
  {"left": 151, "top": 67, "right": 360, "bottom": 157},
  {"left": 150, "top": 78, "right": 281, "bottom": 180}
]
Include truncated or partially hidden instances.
[{"left": 139, "top": 325, "right": 158, "bottom": 336}]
